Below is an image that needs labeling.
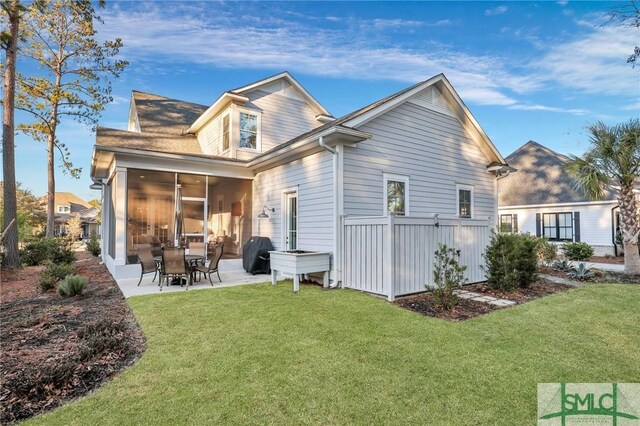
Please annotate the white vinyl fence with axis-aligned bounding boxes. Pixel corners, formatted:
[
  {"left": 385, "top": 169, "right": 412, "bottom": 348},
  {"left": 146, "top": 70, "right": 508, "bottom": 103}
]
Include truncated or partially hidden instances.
[{"left": 342, "top": 215, "right": 490, "bottom": 301}]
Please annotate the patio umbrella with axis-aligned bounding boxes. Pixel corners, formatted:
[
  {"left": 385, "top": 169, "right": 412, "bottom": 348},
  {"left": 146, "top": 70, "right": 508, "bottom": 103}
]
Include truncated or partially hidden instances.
[{"left": 175, "top": 184, "right": 185, "bottom": 247}]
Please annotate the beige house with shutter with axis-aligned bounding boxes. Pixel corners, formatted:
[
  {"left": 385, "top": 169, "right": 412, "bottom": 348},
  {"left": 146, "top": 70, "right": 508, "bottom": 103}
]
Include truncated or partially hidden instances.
[{"left": 498, "top": 141, "right": 622, "bottom": 256}]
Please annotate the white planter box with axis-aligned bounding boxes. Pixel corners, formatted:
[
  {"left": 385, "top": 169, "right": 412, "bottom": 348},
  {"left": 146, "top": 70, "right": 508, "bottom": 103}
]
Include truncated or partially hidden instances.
[{"left": 269, "top": 250, "right": 331, "bottom": 292}]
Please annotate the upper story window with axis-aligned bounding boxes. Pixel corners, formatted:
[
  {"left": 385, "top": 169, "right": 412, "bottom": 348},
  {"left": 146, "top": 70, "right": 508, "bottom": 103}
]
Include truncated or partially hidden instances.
[
  {"left": 222, "top": 115, "right": 230, "bottom": 151},
  {"left": 543, "top": 212, "right": 573, "bottom": 241},
  {"left": 383, "top": 173, "right": 409, "bottom": 216},
  {"left": 239, "top": 112, "right": 258, "bottom": 149},
  {"left": 57, "top": 205, "right": 70, "bottom": 213},
  {"left": 456, "top": 184, "right": 473, "bottom": 218}
]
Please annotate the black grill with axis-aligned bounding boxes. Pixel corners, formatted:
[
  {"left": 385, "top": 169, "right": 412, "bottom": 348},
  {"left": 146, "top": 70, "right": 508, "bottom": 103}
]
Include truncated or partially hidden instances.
[{"left": 242, "top": 236, "right": 274, "bottom": 274}]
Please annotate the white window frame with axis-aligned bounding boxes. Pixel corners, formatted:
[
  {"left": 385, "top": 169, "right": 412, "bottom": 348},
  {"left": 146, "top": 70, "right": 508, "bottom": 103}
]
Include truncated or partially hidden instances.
[
  {"left": 456, "top": 184, "right": 474, "bottom": 219},
  {"left": 280, "top": 187, "right": 298, "bottom": 250},
  {"left": 383, "top": 173, "right": 410, "bottom": 216},
  {"left": 221, "top": 113, "right": 231, "bottom": 153},
  {"left": 237, "top": 108, "right": 261, "bottom": 152}
]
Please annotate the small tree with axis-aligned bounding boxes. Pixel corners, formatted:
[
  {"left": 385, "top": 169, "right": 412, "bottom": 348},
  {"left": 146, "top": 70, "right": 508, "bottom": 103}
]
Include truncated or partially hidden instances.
[
  {"left": 16, "top": 0, "right": 127, "bottom": 237},
  {"left": 66, "top": 215, "right": 82, "bottom": 240},
  {"left": 431, "top": 244, "right": 467, "bottom": 310},
  {"left": 566, "top": 119, "right": 640, "bottom": 274}
]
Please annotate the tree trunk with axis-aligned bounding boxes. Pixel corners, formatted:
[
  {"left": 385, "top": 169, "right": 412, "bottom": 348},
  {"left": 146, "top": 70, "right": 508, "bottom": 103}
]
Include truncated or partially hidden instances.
[
  {"left": 2, "top": 1, "right": 20, "bottom": 268},
  {"left": 46, "top": 134, "right": 55, "bottom": 237},
  {"left": 619, "top": 183, "right": 640, "bottom": 275}
]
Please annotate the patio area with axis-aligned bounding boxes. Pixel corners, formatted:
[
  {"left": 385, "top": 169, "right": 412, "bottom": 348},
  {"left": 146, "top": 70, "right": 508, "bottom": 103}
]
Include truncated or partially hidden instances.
[{"left": 116, "top": 259, "right": 270, "bottom": 298}]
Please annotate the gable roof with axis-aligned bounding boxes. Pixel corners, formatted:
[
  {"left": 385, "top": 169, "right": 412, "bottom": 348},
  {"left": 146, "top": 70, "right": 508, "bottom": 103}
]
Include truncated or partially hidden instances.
[
  {"left": 249, "top": 74, "right": 508, "bottom": 168},
  {"left": 498, "top": 140, "right": 617, "bottom": 206},
  {"left": 229, "top": 71, "right": 331, "bottom": 116},
  {"left": 39, "top": 192, "right": 90, "bottom": 213},
  {"left": 341, "top": 73, "right": 506, "bottom": 165},
  {"left": 131, "top": 91, "right": 208, "bottom": 135}
]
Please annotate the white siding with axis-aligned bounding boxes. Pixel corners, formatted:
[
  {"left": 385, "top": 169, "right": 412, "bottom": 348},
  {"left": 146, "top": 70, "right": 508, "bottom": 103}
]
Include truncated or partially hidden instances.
[
  {"left": 499, "top": 203, "right": 617, "bottom": 255},
  {"left": 253, "top": 151, "right": 334, "bottom": 253},
  {"left": 343, "top": 102, "right": 497, "bottom": 224},
  {"left": 196, "top": 108, "right": 228, "bottom": 156},
  {"left": 343, "top": 216, "right": 490, "bottom": 300},
  {"left": 246, "top": 89, "right": 320, "bottom": 153}
]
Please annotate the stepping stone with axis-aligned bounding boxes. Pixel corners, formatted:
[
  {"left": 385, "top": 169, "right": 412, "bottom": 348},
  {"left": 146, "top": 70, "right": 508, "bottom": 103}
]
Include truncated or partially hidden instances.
[{"left": 489, "top": 299, "right": 516, "bottom": 306}]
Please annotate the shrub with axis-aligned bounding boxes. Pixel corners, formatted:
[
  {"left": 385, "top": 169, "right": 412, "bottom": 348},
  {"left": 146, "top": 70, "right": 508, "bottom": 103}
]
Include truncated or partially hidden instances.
[
  {"left": 562, "top": 242, "right": 594, "bottom": 261},
  {"left": 551, "top": 259, "right": 573, "bottom": 271},
  {"left": 567, "top": 263, "right": 594, "bottom": 281},
  {"left": 537, "top": 238, "right": 558, "bottom": 265},
  {"left": 39, "top": 262, "right": 74, "bottom": 292},
  {"left": 20, "top": 237, "right": 75, "bottom": 266},
  {"left": 515, "top": 234, "right": 539, "bottom": 288},
  {"left": 86, "top": 232, "right": 101, "bottom": 257},
  {"left": 483, "top": 232, "right": 541, "bottom": 291},
  {"left": 431, "top": 244, "right": 467, "bottom": 310},
  {"left": 57, "top": 274, "right": 87, "bottom": 296}
]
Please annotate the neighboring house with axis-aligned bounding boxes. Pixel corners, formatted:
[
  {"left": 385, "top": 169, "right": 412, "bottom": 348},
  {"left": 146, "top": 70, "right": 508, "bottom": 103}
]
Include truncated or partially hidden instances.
[
  {"left": 498, "top": 141, "right": 623, "bottom": 256},
  {"left": 39, "top": 192, "right": 100, "bottom": 238},
  {"left": 91, "top": 72, "right": 513, "bottom": 293}
]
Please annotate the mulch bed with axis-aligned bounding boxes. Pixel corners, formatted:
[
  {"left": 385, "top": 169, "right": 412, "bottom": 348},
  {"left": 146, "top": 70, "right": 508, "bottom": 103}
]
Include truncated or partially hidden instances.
[
  {"left": 539, "top": 266, "right": 640, "bottom": 284},
  {"left": 0, "top": 252, "right": 146, "bottom": 424},
  {"left": 395, "top": 278, "right": 572, "bottom": 321},
  {"left": 588, "top": 256, "right": 624, "bottom": 265}
]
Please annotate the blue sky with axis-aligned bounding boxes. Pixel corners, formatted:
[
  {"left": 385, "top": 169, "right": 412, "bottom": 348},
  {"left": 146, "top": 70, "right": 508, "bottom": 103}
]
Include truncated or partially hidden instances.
[{"left": 7, "top": 0, "right": 639, "bottom": 202}]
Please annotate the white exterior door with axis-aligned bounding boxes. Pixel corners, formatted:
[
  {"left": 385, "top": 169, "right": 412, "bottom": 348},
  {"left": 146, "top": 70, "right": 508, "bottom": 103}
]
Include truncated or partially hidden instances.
[{"left": 284, "top": 192, "right": 298, "bottom": 250}]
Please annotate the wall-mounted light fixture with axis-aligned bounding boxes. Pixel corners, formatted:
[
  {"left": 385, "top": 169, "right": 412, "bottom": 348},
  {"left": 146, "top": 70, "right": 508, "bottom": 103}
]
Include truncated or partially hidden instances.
[
  {"left": 258, "top": 206, "right": 275, "bottom": 219},
  {"left": 434, "top": 214, "right": 440, "bottom": 228}
]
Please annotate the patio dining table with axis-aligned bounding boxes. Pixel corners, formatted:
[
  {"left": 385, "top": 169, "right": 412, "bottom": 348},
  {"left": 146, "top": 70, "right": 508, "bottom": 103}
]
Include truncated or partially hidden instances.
[{"left": 154, "top": 254, "right": 206, "bottom": 285}]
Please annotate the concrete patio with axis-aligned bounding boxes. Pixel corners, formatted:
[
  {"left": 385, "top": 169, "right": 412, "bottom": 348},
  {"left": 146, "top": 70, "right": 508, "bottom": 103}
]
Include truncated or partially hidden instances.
[{"left": 116, "top": 259, "right": 270, "bottom": 298}]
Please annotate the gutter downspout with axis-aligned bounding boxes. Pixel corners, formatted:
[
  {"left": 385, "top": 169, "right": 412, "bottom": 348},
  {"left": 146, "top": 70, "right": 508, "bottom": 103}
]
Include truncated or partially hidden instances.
[{"left": 318, "top": 136, "right": 341, "bottom": 288}]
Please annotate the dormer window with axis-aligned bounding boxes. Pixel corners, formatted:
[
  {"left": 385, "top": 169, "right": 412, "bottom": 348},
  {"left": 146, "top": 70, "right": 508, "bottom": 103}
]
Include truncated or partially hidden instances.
[
  {"left": 58, "top": 205, "right": 70, "bottom": 213},
  {"left": 239, "top": 112, "right": 258, "bottom": 149}
]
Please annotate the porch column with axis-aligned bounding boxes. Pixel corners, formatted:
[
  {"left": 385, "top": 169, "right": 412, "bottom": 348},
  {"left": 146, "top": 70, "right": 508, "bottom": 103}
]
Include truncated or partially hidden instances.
[{"left": 114, "top": 167, "right": 128, "bottom": 266}]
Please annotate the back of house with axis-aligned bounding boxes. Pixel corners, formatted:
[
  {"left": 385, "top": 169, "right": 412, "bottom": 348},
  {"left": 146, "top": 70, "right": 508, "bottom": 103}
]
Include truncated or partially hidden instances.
[{"left": 91, "top": 71, "right": 512, "bottom": 297}]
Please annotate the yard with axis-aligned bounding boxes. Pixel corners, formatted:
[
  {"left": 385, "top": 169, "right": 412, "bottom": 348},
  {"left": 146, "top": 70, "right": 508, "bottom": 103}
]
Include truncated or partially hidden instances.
[{"left": 24, "top": 282, "right": 640, "bottom": 425}]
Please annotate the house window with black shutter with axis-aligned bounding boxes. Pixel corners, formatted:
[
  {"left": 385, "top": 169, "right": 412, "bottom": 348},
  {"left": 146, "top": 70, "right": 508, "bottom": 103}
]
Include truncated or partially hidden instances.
[
  {"left": 500, "top": 214, "right": 518, "bottom": 233},
  {"left": 541, "top": 212, "right": 573, "bottom": 241}
]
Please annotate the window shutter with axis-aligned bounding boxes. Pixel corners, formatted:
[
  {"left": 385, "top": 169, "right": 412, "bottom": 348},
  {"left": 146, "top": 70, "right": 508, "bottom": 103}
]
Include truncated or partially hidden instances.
[
  {"left": 536, "top": 213, "right": 541, "bottom": 237},
  {"left": 513, "top": 214, "right": 518, "bottom": 233},
  {"left": 573, "top": 211, "right": 581, "bottom": 242}
]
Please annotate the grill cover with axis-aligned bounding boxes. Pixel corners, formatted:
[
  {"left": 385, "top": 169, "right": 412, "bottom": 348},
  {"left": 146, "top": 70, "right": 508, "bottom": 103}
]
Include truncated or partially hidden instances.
[{"left": 242, "top": 236, "right": 274, "bottom": 274}]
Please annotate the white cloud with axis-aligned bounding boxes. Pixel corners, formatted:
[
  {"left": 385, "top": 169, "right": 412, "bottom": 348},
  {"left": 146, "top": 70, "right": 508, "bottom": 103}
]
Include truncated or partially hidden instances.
[
  {"left": 95, "top": 3, "right": 632, "bottom": 116},
  {"left": 485, "top": 6, "right": 508, "bottom": 16},
  {"left": 371, "top": 18, "right": 423, "bottom": 29},
  {"left": 508, "top": 104, "right": 588, "bottom": 115},
  {"left": 534, "top": 21, "right": 638, "bottom": 97}
]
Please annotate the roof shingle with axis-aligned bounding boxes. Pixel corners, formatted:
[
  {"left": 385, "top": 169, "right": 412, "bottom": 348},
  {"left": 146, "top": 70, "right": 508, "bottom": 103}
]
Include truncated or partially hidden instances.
[{"left": 498, "top": 140, "right": 616, "bottom": 206}]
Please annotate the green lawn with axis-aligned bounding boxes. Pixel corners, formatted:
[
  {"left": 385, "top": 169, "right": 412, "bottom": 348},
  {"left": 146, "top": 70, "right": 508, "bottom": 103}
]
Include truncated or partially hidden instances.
[{"left": 27, "top": 283, "right": 640, "bottom": 425}]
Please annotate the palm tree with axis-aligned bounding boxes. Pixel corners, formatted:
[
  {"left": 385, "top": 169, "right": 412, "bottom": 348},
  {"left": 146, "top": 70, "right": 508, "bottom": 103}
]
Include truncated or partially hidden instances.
[{"left": 566, "top": 119, "right": 640, "bottom": 274}]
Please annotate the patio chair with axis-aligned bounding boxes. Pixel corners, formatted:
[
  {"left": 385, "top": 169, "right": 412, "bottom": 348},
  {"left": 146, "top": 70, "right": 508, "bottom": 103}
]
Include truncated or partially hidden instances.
[
  {"left": 161, "top": 246, "right": 192, "bottom": 291},
  {"left": 188, "top": 242, "right": 207, "bottom": 265},
  {"left": 192, "top": 243, "right": 224, "bottom": 285},
  {"left": 136, "top": 244, "right": 158, "bottom": 286}
]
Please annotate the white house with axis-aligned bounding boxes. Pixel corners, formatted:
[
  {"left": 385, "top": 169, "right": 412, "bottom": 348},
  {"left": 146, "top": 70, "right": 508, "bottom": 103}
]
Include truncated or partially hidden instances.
[
  {"left": 498, "top": 141, "right": 622, "bottom": 256},
  {"left": 91, "top": 72, "right": 513, "bottom": 299}
]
